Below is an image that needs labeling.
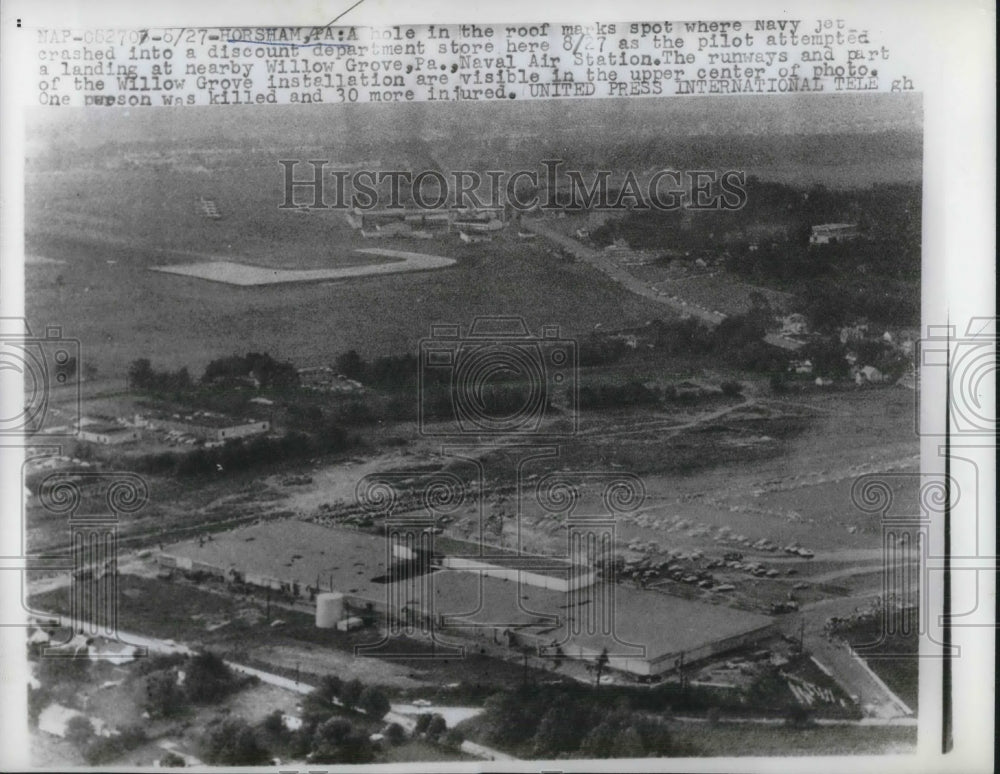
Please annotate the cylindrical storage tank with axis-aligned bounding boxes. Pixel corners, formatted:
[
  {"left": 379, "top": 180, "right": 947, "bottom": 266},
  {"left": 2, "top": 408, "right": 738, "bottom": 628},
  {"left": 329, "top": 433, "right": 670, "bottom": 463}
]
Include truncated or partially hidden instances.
[{"left": 315, "top": 592, "right": 345, "bottom": 628}]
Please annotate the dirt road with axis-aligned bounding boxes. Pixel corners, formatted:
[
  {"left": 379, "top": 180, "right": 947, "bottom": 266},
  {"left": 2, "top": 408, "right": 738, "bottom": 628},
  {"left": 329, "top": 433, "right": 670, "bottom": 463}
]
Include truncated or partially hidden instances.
[{"left": 522, "top": 219, "right": 802, "bottom": 350}]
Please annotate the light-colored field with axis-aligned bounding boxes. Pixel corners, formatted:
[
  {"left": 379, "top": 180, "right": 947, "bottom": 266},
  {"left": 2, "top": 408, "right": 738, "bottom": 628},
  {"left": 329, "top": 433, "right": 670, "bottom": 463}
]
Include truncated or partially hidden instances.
[{"left": 152, "top": 250, "right": 456, "bottom": 286}]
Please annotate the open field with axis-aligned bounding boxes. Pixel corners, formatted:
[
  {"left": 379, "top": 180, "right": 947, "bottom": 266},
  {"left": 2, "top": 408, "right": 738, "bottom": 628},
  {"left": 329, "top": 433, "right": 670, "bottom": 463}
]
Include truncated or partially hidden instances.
[{"left": 25, "top": 231, "right": 668, "bottom": 380}]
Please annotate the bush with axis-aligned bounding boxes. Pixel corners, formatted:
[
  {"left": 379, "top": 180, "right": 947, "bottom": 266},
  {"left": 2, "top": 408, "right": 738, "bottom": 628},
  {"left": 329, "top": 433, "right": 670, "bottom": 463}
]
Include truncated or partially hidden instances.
[
  {"left": 339, "top": 678, "right": 363, "bottom": 710},
  {"left": 310, "top": 717, "right": 374, "bottom": 764},
  {"left": 785, "top": 704, "right": 816, "bottom": 729},
  {"left": 159, "top": 751, "right": 186, "bottom": 767},
  {"left": 384, "top": 722, "right": 406, "bottom": 745},
  {"left": 199, "top": 718, "right": 271, "bottom": 765},
  {"left": 137, "top": 669, "right": 185, "bottom": 718},
  {"left": 64, "top": 715, "right": 95, "bottom": 749},
  {"left": 720, "top": 380, "right": 743, "bottom": 397},
  {"left": 425, "top": 714, "right": 447, "bottom": 741},
  {"left": 414, "top": 713, "right": 432, "bottom": 734},
  {"left": 183, "top": 650, "right": 238, "bottom": 704},
  {"left": 359, "top": 686, "right": 390, "bottom": 720},
  {"left": 82, "top": 725, "right": 147, "bottom": 765}
]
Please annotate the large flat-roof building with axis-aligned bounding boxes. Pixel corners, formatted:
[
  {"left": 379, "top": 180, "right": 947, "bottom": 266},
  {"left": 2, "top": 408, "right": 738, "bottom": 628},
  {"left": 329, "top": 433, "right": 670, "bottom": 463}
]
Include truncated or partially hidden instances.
[{"left": 159, "top": 520, "right": 777, "bottom": 678}]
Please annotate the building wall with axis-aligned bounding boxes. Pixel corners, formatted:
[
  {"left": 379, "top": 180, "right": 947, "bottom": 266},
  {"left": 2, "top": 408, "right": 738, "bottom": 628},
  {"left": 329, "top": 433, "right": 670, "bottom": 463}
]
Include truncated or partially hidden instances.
[
  {"left": 79, "top": 428, "right": 140, "bottom": 445},
  {"left": 216, "top": 421, "right": 270, "bottom": 440},
  {"left": 440, "top": 555, "right": 595, "bottom": 592}
]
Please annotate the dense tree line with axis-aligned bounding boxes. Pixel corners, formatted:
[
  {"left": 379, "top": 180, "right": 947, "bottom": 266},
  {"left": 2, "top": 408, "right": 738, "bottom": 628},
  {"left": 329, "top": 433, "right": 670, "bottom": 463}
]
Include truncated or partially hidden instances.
[
  {"left": 479, "top": 686, "right": 677, "bottom": 758},
  {"left": 335, "top": 350, "right": 418, "bottom": 389},
  {"left": 133, "top": 651, "right": 245, "bottom": 718},
  {"left": 202, "top": 352, "right": 299, "bottom": 389},
  {"left": 127, "top": 359, "right": 193, "bottom": 393},
  {"left": 131, "top": 427, "right": 355, "bottom": 477}
]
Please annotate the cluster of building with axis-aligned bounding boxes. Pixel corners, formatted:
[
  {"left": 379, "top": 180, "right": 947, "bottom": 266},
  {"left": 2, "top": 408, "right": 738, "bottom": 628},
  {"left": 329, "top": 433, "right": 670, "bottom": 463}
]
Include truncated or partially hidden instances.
[
  {"left": 808, "top": 223, "right": 861, "bottom": 245},
  {"left": 344, "top": 205, "right": 506, "bottom": 242},
  {"left": 74, "top": 411, "right": 270, "bottom": 447},
  {"left": 296, "top": 366, "right": 364, "bottom": 393}
]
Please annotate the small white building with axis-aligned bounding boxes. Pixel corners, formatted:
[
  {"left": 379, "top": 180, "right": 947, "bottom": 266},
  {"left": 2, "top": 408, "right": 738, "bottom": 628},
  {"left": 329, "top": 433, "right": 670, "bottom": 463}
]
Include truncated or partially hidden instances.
[
  {"left": 38, "top": 704, "right": 107, "bottom": 738},
  {"left": 79, "top": 425, "right": 140, "bottom": 445},
  {"left": 809, "top": 223, "right": 860, "bottom": 245}
]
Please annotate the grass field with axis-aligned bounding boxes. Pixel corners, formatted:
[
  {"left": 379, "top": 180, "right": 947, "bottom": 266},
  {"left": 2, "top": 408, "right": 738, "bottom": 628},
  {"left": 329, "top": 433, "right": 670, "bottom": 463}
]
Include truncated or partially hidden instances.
[
  {"left": 26, "top": 162, "right": 670, "bottom": 378},
  {"left": 675, "top": 720, "right": 916, "bottom": 756}
]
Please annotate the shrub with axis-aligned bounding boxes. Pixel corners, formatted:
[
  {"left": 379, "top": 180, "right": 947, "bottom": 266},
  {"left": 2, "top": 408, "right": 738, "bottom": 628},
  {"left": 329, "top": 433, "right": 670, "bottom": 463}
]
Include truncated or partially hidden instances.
[
  {"left": 359, "top": 686, "right": 390, "bottom": 720},
  {"left": 384, "top": 722, "right": 406, "bottom": 745},
  {"left": 64, "top": 715, "right": 95, "bottom": 749}
]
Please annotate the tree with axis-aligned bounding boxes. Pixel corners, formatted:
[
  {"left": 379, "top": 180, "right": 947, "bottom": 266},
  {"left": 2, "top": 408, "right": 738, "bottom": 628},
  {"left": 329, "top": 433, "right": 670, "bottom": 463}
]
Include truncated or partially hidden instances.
[
  {"left": 339, "top": 678, "right": 363, "bottom": 710},
  {"left": 785, "top": 704, "right": 816, "bottom": 729},
  {"left": 614, "top": 725, "right": 646, "bottom": 757},
  {"left": 579, "top": 719, "right": 617, "bottom": 758},
  {"left": 443, "top": 728, "right": 465, "bottom": 749},
  {"left": 594, "top": 647, "right": 610, "bottom": 686},
  {"left": 335, "top": 350, "right": 367, "bottom": 382},
  {"left": 65, "top": 715, "right": 95, "bottom": 749},
  {"left": 199, "top": 718, "right": 271, "bottom": 765},
  {"left": 184, "top": 650, "right": 237, "bottom": 704},
  {"left": 314, "top": 717, "right": 352, "bottom": 747},
  {"left": 359, "top": 686, "right": 390, "bottom": 720},
  {"left": 425, "top": 713, "right": 447, "bottom": 741},
  {"left": 310, "top": 717, "right": 374, "bottom": 764},
  {"left": 262, "top": 709, "right": 285, "bottom": 737},
  {"left": 159, "top": 751, "right": 186, "bottom": 767},
  {"left": 316, "top": 674, "right": 343, "bottom": 703},
  {"left": 137, "top": 668, "right": 184, "bottom": 718},
  {"left": 720, "top": 380, "right": 743, "bottom": 397},
  {"left": 533, "top": 706, "right": 582, "bottom": 756},
  {"left": 128, "top": 358, "right": 154, "bottom": 390},
  {"left": 384, "top": 722, "right": 406, "bottom": 745}
]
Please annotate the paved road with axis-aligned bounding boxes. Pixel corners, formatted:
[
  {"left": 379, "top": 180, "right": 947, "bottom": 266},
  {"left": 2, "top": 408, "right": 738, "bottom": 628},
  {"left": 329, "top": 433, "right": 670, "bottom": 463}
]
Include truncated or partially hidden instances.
[
  {"left": 778, "top": 594, "right": 915, "bottom": 719},
  {"left": 523, "top": 219, "right": 802, "bottom": 350}
]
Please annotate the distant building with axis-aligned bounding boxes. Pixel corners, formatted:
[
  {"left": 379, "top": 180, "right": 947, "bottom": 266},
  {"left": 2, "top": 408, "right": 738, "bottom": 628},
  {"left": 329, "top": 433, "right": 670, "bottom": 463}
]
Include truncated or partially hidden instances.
[
  {"left": 78, "top": 425, "right": 141, "bottom": 445},
  {"left": 810, "top": 223, "right": 860, "bottom": 245},
  {"left": 144, "top": 412, "right": 270, "bottom": 442},
  {"left": 38, "top": 704, "right": 108, "bottom": 739},
  {"left": 854, "top": 365, "right": 885, "bottom": 385},
  {"left": 781, "top": 313, "right": 809, "bottom": 336}
]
